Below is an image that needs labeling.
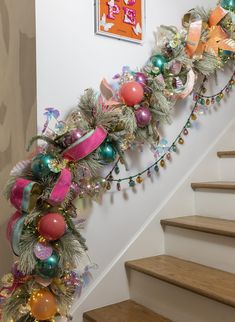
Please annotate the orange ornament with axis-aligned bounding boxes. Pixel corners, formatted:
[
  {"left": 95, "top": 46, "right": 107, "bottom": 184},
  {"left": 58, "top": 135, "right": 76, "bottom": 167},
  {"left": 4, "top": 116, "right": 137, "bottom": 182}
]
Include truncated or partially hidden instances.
[{"left": 29, "top": 289, "right": 57, "bottom": 320}]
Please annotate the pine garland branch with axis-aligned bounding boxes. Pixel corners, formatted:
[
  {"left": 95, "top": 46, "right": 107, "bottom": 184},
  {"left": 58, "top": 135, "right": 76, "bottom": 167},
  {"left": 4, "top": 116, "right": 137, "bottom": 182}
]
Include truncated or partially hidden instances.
[
  {"left": 18, "top": 229, "right": 38, "bottom": 274},
  {"left": 27, "top": 135, "right": 62, "bottom": 152},
  {"left": 65, "top": 216, "right": 88, "bottom": 251},
  {"left": 194, "top": 52, "right": 222, "bottom": 76},
  {"left": 78, "top": 89, "right": 97, "bottom": 125}
]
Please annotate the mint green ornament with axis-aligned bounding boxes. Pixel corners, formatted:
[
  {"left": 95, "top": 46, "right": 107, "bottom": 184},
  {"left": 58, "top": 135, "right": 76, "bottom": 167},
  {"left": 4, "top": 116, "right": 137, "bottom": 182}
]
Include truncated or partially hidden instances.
[
  {"left": 31, "top": 153, "right": 54, "bottom": 178},
  {"left": 151, "top": 55, "right": 167, "bottom": 73},
  {"left": 221, "top": 0, "right": 235, "bottom": 12},
  {"left": 99, "top": 142, "right": 117, "bottom": 164}
]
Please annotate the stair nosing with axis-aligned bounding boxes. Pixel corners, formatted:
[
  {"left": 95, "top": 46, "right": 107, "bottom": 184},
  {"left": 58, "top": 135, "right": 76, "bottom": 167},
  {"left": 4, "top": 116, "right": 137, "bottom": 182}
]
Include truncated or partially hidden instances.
[
  {"left": 161, "top": 216, "right": 235, "bottom": 238},
  {"left": 217, "top": 151, "right": 235, "bottom": 158},
  {"left": 191, "top": 181, "right": 235, "bottom": 191},
  {"left": 125, "top": 255, "right": 235, "bottom": 308}
]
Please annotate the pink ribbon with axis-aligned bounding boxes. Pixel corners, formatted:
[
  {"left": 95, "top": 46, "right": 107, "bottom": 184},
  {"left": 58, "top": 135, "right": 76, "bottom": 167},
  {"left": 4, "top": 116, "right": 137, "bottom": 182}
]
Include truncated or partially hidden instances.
[
  {"left": 62, "top": 126, "right": 107, "bottom": 161},
  {"left": 10, "top": 179, "right": 41, "bottom": 212},
  {"left": 48, "top": 168, "right": 72, "bottom": 206}
]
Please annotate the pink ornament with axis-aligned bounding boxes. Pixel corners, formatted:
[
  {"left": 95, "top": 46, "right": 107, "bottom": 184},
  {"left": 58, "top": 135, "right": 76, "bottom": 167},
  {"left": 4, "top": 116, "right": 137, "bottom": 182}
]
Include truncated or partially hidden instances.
[
  {"left": 34, "top": 242, "right": 53, "bottom": 260},
  {"left": 135, "top": 72, "right": 147, "bottom": 86},
  {"left": 135, "top": 106, "right": 152, "bottom": 128},
  {"left": 64, "top": 128, "right": 85, "bottom": 147},
  {"left": 38, "top": 213, "right": 66, "bottom": 241},
  {"left": 119, "top": 81, "right": 144, "bottom": 107}
]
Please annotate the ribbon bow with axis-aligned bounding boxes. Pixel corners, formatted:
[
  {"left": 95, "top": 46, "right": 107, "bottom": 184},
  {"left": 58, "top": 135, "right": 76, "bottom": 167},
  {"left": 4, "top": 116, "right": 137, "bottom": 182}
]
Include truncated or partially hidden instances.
[{"left": 184, "top": 6, "right": 235, "bottom": 57}]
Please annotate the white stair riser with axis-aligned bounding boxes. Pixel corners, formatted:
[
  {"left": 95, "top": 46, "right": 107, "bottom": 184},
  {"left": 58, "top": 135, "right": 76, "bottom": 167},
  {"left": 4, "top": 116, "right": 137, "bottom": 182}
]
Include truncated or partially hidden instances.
[
  {"left": 194, "top": 190, "right": 235, "bottom": 220},
  {"left": 218, "top": 159, "right": 235, "bottom": 181},
  {"left": 129, "top": 270, "right": 235, "bottom": 322},
  {"left": 164, "top": 226, "right": 235, "bottom": 273}
]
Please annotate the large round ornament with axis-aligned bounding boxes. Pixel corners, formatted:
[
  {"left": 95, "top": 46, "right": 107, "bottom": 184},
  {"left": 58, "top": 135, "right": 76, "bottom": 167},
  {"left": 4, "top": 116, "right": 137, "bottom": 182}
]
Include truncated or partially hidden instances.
[
  {"left": 63, "top": 128, "right": 85, "bottom": 147},
  {"left": 38, "top": 213, "right": 66, "bottom": 241},
  {"left": 135, "top": 106, "right": 152, "bottom": 128},
  {"left": 35, "top": 251, "right": 60, "bottom": 279},
  {"left": 29, "top": 289, "right": 57, "bottom": 320},
  {"left": 31, "top": 154, "right": 54, "bottom": 179},
  {"left": 151, "top": 54, "right": 167, "bottom": 73},
  {"left": 119, "top": 81, "right": 144, "bottom": 106},
  {"left": 98, "top": 141, "right": 117, "bottom": 163},
  {"left": 221, "top": 0, "right": 235, "bottom": 11}
]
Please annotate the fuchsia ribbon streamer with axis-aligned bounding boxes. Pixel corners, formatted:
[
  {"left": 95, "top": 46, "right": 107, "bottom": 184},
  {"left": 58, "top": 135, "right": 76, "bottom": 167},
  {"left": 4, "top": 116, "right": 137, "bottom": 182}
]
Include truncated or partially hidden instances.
[
  {"left": 62, "top": 126, "right": 107, "bottom": 161},
  {"left": 10, "top": 178, "right": 41, "bottom": 213},
  {"left": 48, "top": 168, "right": 72, "bottom": 206}
]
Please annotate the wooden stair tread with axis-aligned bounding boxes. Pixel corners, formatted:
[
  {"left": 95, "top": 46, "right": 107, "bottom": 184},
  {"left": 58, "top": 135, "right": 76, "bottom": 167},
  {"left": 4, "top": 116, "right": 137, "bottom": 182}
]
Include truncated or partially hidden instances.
[
  {"left": 161, "top": 216, "right": 235, "bottom": 237},
  {"left": 125, "top": 255, "right": 235, "bottom": 308},
  {"left": 191, "top": 181, "right": 235, "bottom": 190},
  {"left": 217, "top": 151, "right": 235, "bottom": 158},
  {"left": 83, "top": 300, "right": 172, "bottom": 322}
]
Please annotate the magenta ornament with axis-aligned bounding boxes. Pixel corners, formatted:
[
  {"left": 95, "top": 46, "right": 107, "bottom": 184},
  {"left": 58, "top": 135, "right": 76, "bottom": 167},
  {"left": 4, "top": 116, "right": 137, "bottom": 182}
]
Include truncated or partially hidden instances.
[
  {"left": 135, "top": 106, "right": 152, "bottom": 128},
  {"left": 135, "top": 72, "right": 147, "bottom": 86},
  {"left": 64, "top": 128, "right": 85, "bottom": 147},
  {"left": 34, "top": 242, "right": 53, "bottom": 260}
]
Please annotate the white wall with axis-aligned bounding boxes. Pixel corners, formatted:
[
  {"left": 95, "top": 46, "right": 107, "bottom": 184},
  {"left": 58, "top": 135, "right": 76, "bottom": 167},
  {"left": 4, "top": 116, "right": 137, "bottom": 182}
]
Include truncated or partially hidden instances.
[{"left": 35, "top": 0, "right": 234, "bottom": 319}]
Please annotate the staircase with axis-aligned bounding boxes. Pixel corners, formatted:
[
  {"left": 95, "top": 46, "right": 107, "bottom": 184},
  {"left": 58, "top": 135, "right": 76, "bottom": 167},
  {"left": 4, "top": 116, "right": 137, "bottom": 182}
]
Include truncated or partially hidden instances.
[{"left": 83, "top": 150, "right": 235, "bottom": 322}]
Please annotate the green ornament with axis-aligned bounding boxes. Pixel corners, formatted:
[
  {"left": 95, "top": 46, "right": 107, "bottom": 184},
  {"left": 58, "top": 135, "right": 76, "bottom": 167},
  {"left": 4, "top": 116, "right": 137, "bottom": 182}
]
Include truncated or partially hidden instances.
[
  {"left": 31, "top": 153, "right": 54, "bottom": 179},
  {"left": 171, "top": 144, "right": 177, "bottom": 153},
  {"left": 154, "top": 165, "right": 159, "bottom": 173},
  {"left": 129, "top": 179, "right": 136, "bottom": 187},
  {"left": 216, "top": 95, "right": 221, "bottom": 103},
  {"left": 151, "top": 54, "right": 167, "bottom": 73},
  {"left": 99, "top": 142, "right": 117, "bottom": 164},
  {"left": 221, "top": 0, "right": 235, "bottom": 12},
  {"left": 35, "top": 251, "right": 60, "bottom": 279}
]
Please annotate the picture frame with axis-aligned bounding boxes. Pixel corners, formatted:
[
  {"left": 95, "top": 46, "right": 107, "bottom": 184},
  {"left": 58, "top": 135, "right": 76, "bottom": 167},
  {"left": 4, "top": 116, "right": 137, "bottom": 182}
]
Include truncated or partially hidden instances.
[{"left": 95, "top": 0, "right": 145, "bottom": 44}]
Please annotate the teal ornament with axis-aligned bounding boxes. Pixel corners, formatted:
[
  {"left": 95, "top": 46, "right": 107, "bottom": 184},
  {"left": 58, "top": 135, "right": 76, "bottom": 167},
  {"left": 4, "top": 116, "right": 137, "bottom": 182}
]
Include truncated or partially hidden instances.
[
  {"left": 36, "top": 251, "right": 60, "bottom": 279},
  {"left": 99, "top": 142, "right": 117, "bottom": 164},
  {"left": 221, "top": 0, "right": 235, "bottom": 11},
  {"left": 31, "top": 153, "right": 54, "bottom": 179},
  {"left": 151, "top": 55, "right": 167, "bottom": 73}
]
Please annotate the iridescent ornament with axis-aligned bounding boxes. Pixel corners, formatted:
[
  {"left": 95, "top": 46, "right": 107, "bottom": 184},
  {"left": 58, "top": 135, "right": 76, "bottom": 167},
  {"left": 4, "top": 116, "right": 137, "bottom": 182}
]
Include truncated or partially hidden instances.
[
  {"left": 70, "top": 182, "right": 81, "bottom": 198},
  {"left": 35, "top": 251, "right": 60, "bottom": 279},
  {"left": 191, "top": 114, "right": 197, "bottom": 121},
  {"left": 129, "top": 179, "right": 136, "bottom": 187},
  {"left": 135, "top": 106, "right": 152, "bottom": 128},
  {"left": 136, "top": 176, "right": 143, "bottom": 184},
  {"left": 151, "top": 54, "right": 167, "bottom": 73},
  {"left": 119, "top": 81, "right": 144, "bottom": 106},
  {"left": 29, "top": 289, "right": 57, "bottom": 320},
  {"left": 183, "top": 128, "right": 189, "bottom": 136},
  {"left": 34, "top": 242, "right": 53, "bottom": 260},
  {"left": 99, "top": 141, "right": 117, "bottom": 163},
  {"left": 221, "top": 0, "right": 235, "bottom": 12},
  {"left": 154, "top": 165, "right": 159, "bottom": 173},
  {"left": 178, "top": 137, "right": 184, "bottom": 145},
  {"left": 31, "top": 154, "right": 54, "bottom": 179},
  {"left": 135, "top": 72, "right": 148, "bottom": 86},
  {"left": 38, "top": 213, "right": 66, "bottom": 241},
  {"left": 160, "top": 159, "right": 165, "bottom": 167}
]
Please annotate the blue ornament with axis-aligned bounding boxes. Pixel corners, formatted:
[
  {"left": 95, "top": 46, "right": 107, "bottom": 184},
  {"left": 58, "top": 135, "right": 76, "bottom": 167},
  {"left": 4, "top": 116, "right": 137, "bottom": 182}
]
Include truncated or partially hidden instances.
[
  {"left": 99, "top": 142, "right": 117, "bottom": 164},
  {"left": 36, "top": 251, "right": 60, "bottom": 279},
  {"left": 31, "top": 153, "right": 54, "bottom": 178},
  {"left": 221, "top": 0, "right": 235, "bottom": 11},
  {"left": 151, "top": 55, "right": 167, "bottom": 73}
]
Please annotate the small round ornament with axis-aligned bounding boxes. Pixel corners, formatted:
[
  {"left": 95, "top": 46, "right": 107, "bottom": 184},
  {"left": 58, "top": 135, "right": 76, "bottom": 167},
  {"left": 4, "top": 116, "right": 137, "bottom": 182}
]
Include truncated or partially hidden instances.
[
  {"left": 35, "top": 251, "right": 60, "bottom": 279},
  {"left": 34, "top": 242, "right": 53, "bottom": 260},
  {"left": 29, "top": 289, "right": 57, "bottom": 320},
  {"left": 98, "top": 141, "right": 117, "bottom": 164},
  {"left": 151, "top": 54, "right": 167, "bottom": 73},
  {"left": 119, "top": 81, "right": 144, "bottom": 106},
  {"left": 38, "top": 213, "right": 66, "bottom": 241},
  {"left": 31, "top": 153, "right": 54, "bottom": 179},
  {"left": 221, "top": 0, "right": 235, "bottom": 11},
  {"left": 63, "top": 128, "right": 85, "bottom": 147},
  {"left": 135, "top": 106, "right": 152, "bottom": 128},
  {"left": 135, "top": 72, "right": 148, "bottom": 86}
]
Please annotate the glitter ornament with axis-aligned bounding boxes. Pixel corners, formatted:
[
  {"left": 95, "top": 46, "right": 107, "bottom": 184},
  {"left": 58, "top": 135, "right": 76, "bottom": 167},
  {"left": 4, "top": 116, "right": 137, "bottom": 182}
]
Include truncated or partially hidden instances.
[{"left": 34, "top": 242, "right": 53, "bottom": 260}]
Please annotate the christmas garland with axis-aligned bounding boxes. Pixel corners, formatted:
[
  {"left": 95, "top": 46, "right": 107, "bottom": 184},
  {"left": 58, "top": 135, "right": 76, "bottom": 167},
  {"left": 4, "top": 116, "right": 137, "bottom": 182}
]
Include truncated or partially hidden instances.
[{"left": 1, "top": 1, "right": 235, "bottom": 321}]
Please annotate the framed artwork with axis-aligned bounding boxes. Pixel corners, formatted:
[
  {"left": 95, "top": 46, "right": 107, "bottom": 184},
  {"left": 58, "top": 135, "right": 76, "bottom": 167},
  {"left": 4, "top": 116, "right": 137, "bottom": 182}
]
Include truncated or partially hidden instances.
[{"left": 95, "top": 0, "right": 145, "bottom": 44}]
